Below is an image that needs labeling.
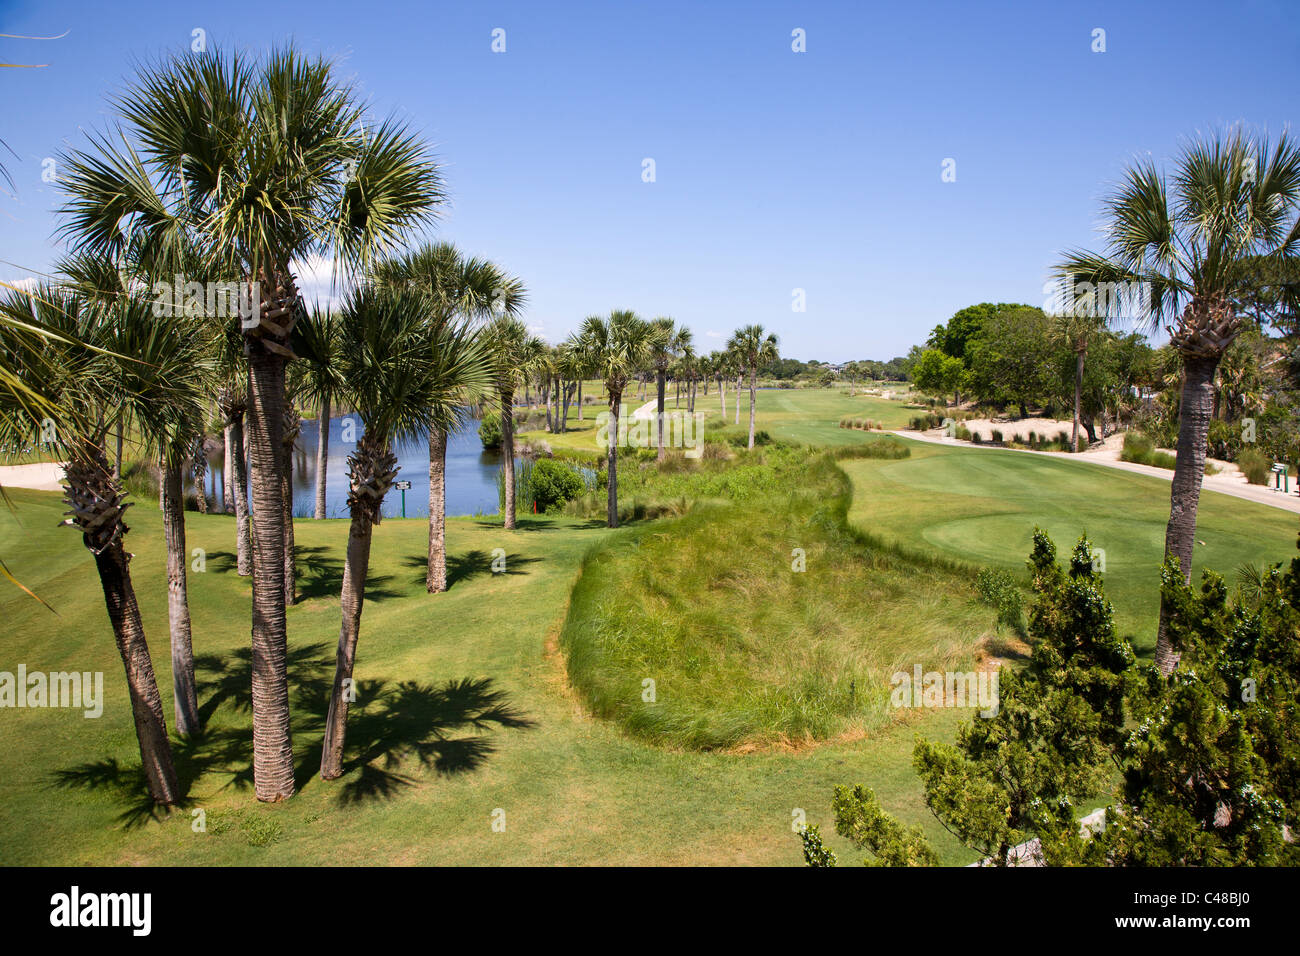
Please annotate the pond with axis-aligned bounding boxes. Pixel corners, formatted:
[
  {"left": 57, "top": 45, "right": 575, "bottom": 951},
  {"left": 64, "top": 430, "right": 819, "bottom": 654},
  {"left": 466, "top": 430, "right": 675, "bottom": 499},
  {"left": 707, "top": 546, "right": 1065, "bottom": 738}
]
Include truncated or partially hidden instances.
[{"left": 205, "top": 414, "right": 512, "bottom": 520}]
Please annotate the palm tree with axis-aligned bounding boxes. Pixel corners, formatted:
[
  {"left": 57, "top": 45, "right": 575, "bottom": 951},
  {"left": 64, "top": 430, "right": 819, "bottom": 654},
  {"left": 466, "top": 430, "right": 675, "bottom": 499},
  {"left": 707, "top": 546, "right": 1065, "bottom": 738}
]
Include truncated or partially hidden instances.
[
  {"left": 648, "top": 317, "right": 686, "bottom": 461},
  {"left": 0, "top": 285, "right": 199, "bottom": 803},
  {"left": 1050, "top": 307, "right": 1108, "bottom": 453},
  {"left": 580, "top": 311, "right": 656, "bottom": 527},
  {"left": 485, "top": 317, "right": 542, "bottom": 530},
  {"left": 319, "top": 284, "right": 444, "bottom": 779},
  {"left": 216, "top": 379, "right": 252, "bottom": 575},
  {"left": 57, "top": 47, "right": 444, "bottom": 800},
  {"left": 1057, "top": 129, "right": 1300, "bottom": 673},
  {"left": 61, "top": 250, "right": 217, "bottom": 737},
  {"left": 727, "top": 325, "right": 780, "bottom": 449},
  {"left": 372, "top": 243, "right": 523, "bottom": 590},
  {"left": 292, "top": 304, "right": 344, "bottom": 520}
]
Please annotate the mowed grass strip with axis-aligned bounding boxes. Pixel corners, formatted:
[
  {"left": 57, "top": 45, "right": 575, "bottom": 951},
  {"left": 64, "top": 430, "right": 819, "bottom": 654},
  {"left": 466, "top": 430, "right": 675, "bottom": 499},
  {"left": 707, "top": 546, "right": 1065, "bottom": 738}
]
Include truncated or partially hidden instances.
[
  {"left": 841, "top": 438, "right": 1300, "bottom": 652},
  {"left": 559, "top": 446, "right": 996, "bottom": 751}
]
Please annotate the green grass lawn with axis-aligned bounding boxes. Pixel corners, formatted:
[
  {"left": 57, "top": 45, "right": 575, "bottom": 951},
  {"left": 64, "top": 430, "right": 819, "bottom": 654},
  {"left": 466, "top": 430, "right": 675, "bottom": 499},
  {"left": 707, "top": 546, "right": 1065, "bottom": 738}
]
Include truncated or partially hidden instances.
[
  {"left": 0, "top": 484, "right": 979, "bottom": 865},
  {"left": 841, "top": 439, "right": 1300, "bottom": 653}
]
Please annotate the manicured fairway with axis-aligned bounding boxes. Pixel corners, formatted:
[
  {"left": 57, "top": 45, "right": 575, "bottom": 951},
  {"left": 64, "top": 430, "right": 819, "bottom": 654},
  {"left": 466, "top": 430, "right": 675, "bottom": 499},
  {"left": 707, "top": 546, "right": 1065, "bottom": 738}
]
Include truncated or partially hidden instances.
[
  {"left": 842, "top": 439, "right": 1300, "bottom": 651},
  {"left": 0, "top": 486, "right": 977, "bottom": 865}
]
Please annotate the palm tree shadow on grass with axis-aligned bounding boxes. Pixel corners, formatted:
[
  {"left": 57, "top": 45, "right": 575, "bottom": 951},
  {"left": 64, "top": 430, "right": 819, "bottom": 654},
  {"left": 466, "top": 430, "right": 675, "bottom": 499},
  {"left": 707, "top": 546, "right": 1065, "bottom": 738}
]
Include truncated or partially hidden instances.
[
  {"left": 402, "top": 549, "right": 541, "bottom": 590},
  {"left": 296, "top": 676, "right": 537, "bottom": 805},
  {"left": 53, "top": 645, "right": 534, "bottom": 820},
  {"left": 293, "top": 545, "right": 403, "bottom": 602}
]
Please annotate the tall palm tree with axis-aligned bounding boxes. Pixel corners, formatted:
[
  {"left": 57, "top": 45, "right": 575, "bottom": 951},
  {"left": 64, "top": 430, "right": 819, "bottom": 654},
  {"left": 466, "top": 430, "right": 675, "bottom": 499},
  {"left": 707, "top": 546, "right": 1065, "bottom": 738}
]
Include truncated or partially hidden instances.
[
  {"left": 555, "top": 342, "right": 583, "bottom": 433},
  {"left": 60, "top": 250, "right": 216, "bottom": 737},
  {"left": 371, "top": 243, "right": 524, "bottom": 591},
  {"left": 648, "top": 317, "right": 684, "bottom": 461},
  {"left": 1057, "top": 129, "right": 1300, "bottom": 673},
  {"left": 319, "top": 284, "right": 443, "bottom": 779},
  {"left": 1050, "top": 307, "right": 1109, "bottom": 453},
  {"left": 581, "top": 311, "right": 656, "bottom": 527},
  {"left": 727, "top": 325, "right": 780, "bottom": 449},
  {"left": 485, "top": 317, "right": 542, "bottom": 530},
  {"left": 57, "top": 47, "right": 444, "bottom": 800},
  {"left": 0, "top": 285, "right": 203, "bottom": 803},
  {"left": 292, "top": 304, "right": 344, "bottom": 520}
]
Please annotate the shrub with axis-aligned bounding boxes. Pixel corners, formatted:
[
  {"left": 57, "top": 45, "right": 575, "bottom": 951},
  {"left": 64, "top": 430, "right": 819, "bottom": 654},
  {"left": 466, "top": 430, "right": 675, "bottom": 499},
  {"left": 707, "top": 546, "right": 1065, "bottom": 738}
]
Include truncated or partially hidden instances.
[
  {"left": 975, "top": 568, "right": 1024, "bottom": 634},
  {"left": 971, "top": 431, "right": 983, "bottom": 444},
  {"left": 1055, "top": 430, "right": 1070, "bottom": 447},
  {"left": 1238, "top": 446, "right": 1271, "bottom": 485},
  {"left": 990, "top": 429, "right": 1003, "bottom": 444},
  {"left": 1078, "top": 435, "right": 1090, "bottom": 452},
  {"left": 530, "top": 457, "right": 589, "bottom": 512},
  {"left": 955, "top": 425, "right": 972, "bottom": 441},
  {"left": 478, "top": 414, "right": 503, "bottom": 449}
]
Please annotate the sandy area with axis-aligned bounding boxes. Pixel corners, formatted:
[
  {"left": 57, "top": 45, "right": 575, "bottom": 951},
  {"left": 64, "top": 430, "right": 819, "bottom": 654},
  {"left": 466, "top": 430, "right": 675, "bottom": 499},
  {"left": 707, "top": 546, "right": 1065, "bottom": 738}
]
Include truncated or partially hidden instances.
[{"left": 0, "top": 461, "right": 66, "bottom": 491}]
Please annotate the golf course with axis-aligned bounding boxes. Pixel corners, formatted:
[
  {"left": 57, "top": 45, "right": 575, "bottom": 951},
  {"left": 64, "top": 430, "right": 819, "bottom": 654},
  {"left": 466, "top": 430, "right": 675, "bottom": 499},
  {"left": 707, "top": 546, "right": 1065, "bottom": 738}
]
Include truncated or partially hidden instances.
[{"left": 2, "top": 388, "right": 1294, "bottom": 866}]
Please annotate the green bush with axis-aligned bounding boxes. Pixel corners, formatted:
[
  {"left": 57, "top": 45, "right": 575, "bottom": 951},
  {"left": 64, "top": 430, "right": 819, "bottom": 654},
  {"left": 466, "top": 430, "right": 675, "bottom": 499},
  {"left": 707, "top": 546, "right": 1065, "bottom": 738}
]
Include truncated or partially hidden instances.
[
  {"left": 530, "top": 457, "right": 590, "bottom": 511},
  {"left": 1237, "top": 446, "right": 1271, "bottom": 485},
  {"left": 975, "top": 568, "right": 1024, "bottom": 634},
  {"left": 990, "top": 429, "right": 1003, "bottom": 444},
  {"left": 478, "top": 414, "right": 503, "bottom": 449}
]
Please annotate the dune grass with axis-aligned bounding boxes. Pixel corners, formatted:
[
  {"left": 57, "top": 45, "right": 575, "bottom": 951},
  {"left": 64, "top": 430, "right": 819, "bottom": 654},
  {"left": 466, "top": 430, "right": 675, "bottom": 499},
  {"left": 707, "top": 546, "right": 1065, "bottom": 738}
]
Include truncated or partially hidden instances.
[{"left": 559, "top": 444, "right": 995, "bottom": 750}]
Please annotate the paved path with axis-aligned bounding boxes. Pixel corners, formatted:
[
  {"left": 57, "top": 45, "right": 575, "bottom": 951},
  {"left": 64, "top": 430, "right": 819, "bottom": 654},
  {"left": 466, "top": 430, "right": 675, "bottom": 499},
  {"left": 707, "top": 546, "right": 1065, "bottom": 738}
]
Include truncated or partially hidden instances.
[{"left": 891, "top": 429, "right": 1300, "bottom": 516}]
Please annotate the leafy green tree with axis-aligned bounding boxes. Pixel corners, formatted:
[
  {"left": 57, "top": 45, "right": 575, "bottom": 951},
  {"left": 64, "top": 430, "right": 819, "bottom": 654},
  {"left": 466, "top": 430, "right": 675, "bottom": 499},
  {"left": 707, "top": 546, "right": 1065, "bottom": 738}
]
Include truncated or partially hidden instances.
[
  {"left": 965, "top": 306, "right": 1055, "bottom": 417},
  {"left": 910, "top": 348, "right": 965, "bottom": 407}
]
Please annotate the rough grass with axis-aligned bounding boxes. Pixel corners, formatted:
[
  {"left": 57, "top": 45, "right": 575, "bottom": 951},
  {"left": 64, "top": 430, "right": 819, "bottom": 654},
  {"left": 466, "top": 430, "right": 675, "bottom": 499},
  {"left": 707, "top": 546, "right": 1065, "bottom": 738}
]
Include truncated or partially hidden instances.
[{"left": 559, "top": 445, "right": 994, "bottom": 750}]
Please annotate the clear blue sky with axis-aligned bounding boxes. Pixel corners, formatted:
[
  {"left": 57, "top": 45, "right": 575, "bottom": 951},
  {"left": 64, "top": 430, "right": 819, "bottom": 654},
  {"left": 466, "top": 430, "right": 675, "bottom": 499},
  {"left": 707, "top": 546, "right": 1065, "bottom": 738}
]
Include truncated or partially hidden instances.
[{"left": 2, "top": 0, "right": 1297, "bottom": 360}]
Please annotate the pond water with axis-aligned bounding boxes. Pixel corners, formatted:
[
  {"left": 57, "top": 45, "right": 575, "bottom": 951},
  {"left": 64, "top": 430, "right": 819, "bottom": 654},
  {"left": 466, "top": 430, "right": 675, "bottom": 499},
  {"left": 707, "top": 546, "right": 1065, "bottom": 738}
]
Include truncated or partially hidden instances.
[{"left": 208, "top": 414, "right": 511, "bottom": 520}]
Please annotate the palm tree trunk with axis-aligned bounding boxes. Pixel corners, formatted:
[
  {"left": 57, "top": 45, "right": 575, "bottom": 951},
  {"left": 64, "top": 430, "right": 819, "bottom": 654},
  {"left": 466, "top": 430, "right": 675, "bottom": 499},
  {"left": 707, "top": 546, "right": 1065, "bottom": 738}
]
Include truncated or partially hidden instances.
[
  {"left": 64, "top": 445, "right": 179, "bottom": 804},
  {"left": 607, "top": 390, "right": 621, "bottom": 528},
  {"left": 656, "top": 369, "right": 667, "bottom": 461},
  {"left": 735, "top": 376, "right": 742, "bottom": 425},
  {"left": 223, "top": 424, "right": 235, "bottom": 514},
  {"left": 501, "top": 392, "right": 517, "bottom": 529},
  {"left": 1072, "top": 349, "right": 1084, "bottom": 453},
  {"left": 217, "top": 436, "right": 227, "bottom": 514},
  {"left": 577, "top": 380, "right": 583, "bottom": 421},
  {"left": 161, "top": 457, "right": 199, "bottom": 738},
  {"left": 231, "top": 415, "right": 252, "bottom": 576},
  {"left": 192, "top": 444, "right": 208, "bottom": 514},
  {"left": 426, "top": 427, "right": 447, "bottom": 593},
  {"left": 320, "top": 511, "right": 375, "bottom": 779},
  {"left": 561, "top": 383, "right": 571, "bottom": 435},
  {"left": 748, "top": 367, "right": 757, "bottom": 449},
  {"left": 675, "top": 377, "right": 680, "bottom": 409},
  {"left": 544, "top": 383, "right": 552, "bottom": 432},
  {"left": 282, "top": 413, "right": 297, "bottom": 607},
  {"left": 719, "top": 377, "right": 725, "bottom": 415},
  {"left": 314, "top": 392, "right": 330, "bottom": 519},
  {"left": 320, "top": 434, "right": 395, "bottom": 779},
  {"left": 113, "top": 412, "right": 123, "bottom": 480},
  {"left": 245, "top": 347, "right": 295, "bottom": 802},
  {"left": 94, "top": 540, "right": 181, "bottom": 803},
  {"left": 1154, "top": 353, "right": 1219, "bottom": 675}
]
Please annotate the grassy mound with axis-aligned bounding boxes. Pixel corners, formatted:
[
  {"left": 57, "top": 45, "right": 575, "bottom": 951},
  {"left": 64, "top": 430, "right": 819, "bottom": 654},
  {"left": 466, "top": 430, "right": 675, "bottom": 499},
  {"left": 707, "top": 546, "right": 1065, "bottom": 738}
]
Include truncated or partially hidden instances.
[{"left": 559, "top": 442, "right": 995, "bottom": 750}]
